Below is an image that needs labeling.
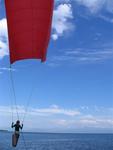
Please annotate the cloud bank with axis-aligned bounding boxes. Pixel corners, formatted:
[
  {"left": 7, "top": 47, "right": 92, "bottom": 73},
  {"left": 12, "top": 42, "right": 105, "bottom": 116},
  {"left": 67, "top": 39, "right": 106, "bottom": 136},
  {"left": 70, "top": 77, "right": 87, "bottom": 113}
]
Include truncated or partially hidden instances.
[{"left": 0, "top": 105, "right": 113, "bottom": 132}]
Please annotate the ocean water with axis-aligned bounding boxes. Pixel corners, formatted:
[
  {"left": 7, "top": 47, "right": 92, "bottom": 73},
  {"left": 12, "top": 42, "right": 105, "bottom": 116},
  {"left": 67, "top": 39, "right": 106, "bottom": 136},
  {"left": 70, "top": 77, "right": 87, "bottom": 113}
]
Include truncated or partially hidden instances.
[{"left": 0, "top": 132, "right": 113, "bottom": 150}]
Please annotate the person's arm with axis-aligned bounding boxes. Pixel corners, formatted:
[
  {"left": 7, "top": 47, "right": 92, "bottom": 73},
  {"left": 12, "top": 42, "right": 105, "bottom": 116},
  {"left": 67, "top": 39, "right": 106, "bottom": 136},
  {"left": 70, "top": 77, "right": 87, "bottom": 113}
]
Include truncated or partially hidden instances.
[
  {"left": 11, "top": 122, "right": 15, "bottom": 128},
  {"left": 20, "top": 124, "right": 23, "bottom": 129}
]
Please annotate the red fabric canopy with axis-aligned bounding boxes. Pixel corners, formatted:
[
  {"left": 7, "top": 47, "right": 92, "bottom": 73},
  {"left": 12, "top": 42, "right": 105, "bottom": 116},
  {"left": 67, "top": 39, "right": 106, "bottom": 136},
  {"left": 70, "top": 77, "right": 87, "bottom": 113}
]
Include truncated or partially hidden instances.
[{"left": 5, "top": 0, "right": 54, "bottom": 64}]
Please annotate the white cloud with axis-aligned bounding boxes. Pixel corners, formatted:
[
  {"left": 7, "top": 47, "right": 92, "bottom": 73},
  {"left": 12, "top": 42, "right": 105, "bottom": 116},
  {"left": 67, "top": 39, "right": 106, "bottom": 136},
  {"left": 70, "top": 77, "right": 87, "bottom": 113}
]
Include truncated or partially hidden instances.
[
  {"left": 0, "top": 67, "right": 16, "bottom": 72},
  {"left": 75, "top": 0, "right": 113, "bottom": 14},
  {"left": 0, "top": 105, "right": 80, "bottom": 117},
  {"left": 79, "top": 118, "right": 113, "bottom": 128},
  {"left": 76, "top": 0, "right": 104, "bottom": 13},
  {"left": 0, "top": 18, "right": 9, "bottom": 59},
  {"left": 0, "top": 105, "right": 113, "bottom": 132},
  {"left": 27, "top": 105, "right": 81, "bottom": 117},
  {"left": 49, "top": 48, "right": 113, "bottom": 65},
  {"left": 0, "top": 18, "right": 7, "bottom": 37},
  {"left": 51, "top": 117, "right": 113, "bottom": 130},
  {"left": 99, "top": 15, "right": 113, "bottom": 23},
  {"left": 52, "top": 4, "right": 74, "bottom": 40},
  {"left": 51, "top": 34, "right": 58, "bottom": 41},
  {"left": 0, "top": 67, "right": 16, "bottom": 74}
]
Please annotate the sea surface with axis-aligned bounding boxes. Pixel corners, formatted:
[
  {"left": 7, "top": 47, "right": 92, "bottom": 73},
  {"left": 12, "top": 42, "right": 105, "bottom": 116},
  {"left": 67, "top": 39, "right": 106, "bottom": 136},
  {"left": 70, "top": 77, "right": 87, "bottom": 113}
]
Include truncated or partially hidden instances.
[{"left": 0, "top": 132, "right": 113, "bottom": 150}]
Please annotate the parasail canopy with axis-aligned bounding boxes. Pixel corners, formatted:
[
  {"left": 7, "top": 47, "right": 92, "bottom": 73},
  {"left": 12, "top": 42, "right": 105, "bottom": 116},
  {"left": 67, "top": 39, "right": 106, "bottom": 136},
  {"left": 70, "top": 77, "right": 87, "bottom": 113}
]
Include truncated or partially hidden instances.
[{"left": 5, "top": 0, "right": 54, "bottom": 64}]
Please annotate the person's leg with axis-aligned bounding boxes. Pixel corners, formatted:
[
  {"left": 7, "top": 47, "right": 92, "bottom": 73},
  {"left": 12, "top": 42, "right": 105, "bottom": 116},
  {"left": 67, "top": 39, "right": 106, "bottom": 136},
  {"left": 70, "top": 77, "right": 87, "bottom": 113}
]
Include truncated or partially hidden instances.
[{"left": 15, "top": 133, "right": 20, "bottom": 145}]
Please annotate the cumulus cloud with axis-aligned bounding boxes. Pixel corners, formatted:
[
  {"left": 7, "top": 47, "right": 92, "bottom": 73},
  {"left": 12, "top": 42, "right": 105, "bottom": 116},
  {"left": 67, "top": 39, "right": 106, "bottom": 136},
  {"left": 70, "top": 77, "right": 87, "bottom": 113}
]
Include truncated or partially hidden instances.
[
  {"left": 0, "top": 18, "right": 9, "bottom": 59},
  {"left": 52, "top": 4, "right": 74, "bottom": 40}
]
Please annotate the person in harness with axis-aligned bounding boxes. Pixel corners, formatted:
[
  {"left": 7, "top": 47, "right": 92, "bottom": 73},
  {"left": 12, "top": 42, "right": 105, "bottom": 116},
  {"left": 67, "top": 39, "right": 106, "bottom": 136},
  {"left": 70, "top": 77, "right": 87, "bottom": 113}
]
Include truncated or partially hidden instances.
[{"left": 11, "top": 120, "right": 23, "bottom": 147}]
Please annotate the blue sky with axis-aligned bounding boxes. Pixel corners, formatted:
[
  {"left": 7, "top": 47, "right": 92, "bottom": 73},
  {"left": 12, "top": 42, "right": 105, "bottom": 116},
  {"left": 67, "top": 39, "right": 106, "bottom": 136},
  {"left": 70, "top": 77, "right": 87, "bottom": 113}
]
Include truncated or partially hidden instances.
[{"left": 0, "top": 0, "right": 113, "bottom": 133}]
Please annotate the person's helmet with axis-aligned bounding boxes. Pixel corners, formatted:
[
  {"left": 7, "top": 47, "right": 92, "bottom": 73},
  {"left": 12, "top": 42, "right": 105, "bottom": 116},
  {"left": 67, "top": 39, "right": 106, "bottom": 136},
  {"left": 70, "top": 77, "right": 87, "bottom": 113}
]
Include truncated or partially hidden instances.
[{"left": 16, "top": 120, "right": 20, "bottom": 124}]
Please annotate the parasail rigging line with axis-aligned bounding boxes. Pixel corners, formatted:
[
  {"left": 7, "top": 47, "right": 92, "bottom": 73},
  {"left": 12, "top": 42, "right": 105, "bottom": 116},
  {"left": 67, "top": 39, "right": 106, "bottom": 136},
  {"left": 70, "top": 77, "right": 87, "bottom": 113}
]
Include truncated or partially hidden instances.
[
  {"left": 21, "top": 63, "right": 41, "bottom": 124},
  {"left": 9, "top": 63, "right": 38, "bottom": 149},
  {"left": 21, "top": 131, "right": 27, "bottom": 150},
  {"left": 9, "top": 64, "right": 28, "bottom": 149},
  {"left": 8, "top": 69, "right": 14, "bottom": 123},
  {"left": 9, "top": 64, "right": 19, "bottom": 120},
  {"left": 22, "top": 85, "right": 34, "bottom": 124},
  {"left": 9, "top": 84, "right": 14, "bottom": 123}
]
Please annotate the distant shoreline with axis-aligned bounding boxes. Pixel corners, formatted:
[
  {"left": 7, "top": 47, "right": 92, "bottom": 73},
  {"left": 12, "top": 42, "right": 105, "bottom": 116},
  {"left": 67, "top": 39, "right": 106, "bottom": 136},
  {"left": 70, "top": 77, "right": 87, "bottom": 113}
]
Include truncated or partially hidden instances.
[
  {"left": 17, "top": 131, "right": 113, "bottom": 135},
  {"left": 0, "top": 130, "right": 112, "bottom": 134},
  {"left": 0, "top": 130, "right": 9, "bottom": 132}
]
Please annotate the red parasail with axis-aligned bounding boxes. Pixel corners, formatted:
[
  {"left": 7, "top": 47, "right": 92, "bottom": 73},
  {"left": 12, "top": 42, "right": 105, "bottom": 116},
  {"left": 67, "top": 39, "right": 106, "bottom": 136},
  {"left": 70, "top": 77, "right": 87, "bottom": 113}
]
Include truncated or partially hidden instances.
[{"left": 5, "top": 0, "right": 54, "bottom": 64}]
